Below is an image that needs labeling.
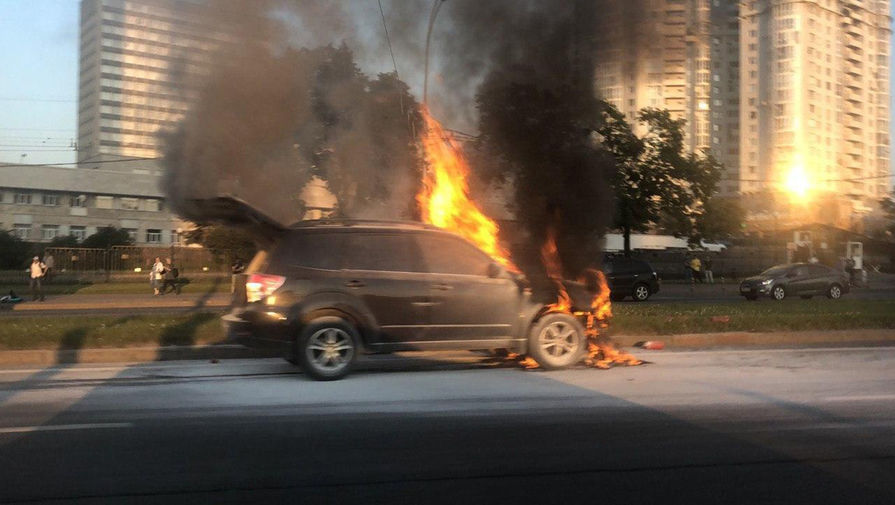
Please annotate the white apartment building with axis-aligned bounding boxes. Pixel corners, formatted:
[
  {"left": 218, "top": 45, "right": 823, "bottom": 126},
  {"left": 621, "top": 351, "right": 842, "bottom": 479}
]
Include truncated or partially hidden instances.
[
  {"left": 0, "top": 161, "right": 187, "bottom": 244},
  {"left": 740, "top": 0, "right": 891, "bottom": 215},
  {"left": 595, "top": 0, "right": 714, "bottom": 156}
]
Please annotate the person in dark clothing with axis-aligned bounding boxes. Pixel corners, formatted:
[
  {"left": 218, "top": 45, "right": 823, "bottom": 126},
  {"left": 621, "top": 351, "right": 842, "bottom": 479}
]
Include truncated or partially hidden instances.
[{"left": 161, "top": 257, "right": 180, "bottom": 295}]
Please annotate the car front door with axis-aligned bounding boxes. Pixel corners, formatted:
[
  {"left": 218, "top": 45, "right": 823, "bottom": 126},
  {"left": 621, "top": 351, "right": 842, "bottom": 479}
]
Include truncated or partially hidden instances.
[
  {"left": 340, "top": 232, "right": 431, "bottom": 344},
  {"left": 415, "top": 232, "right": 520, "bottom": 342},
  {"left": 785, "top": 265, "right": 813, "bottom": 295}
]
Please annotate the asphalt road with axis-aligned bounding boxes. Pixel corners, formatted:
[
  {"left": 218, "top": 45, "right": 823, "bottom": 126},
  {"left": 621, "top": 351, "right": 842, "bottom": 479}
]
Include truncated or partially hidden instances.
[{"left": 2, "top": 348, "right": 895, "bottom": 504}]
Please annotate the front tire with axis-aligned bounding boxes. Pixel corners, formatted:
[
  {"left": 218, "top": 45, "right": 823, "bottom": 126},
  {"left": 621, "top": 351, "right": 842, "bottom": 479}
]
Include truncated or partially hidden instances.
[
  {"left": 632, "top": 283, "right": 650, "bottom": 302},
  {"left": 827, "top": 283, "right": 843, "bottom": 300},
  {"left": 772, "top": 285, "right": 786, "bottom": 301},
  {"left": 528, "top": 313, "right": 586, "bottom": 370},
  {"left": 295, "top": 317, "right": 358, "bottom": 381}
]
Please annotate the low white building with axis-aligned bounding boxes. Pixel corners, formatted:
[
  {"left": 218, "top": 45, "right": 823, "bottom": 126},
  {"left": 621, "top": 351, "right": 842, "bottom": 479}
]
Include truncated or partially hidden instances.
[{"left": 0, "top": 160, "right": 187, "bottom": 245}]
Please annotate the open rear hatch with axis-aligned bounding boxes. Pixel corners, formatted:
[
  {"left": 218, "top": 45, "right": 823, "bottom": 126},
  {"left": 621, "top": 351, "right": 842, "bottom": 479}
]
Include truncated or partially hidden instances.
[
  {"left": 179, "top": 196, "right": 287, "bottom": 247},
  {"left": 179, "top": 196, "right": 287, "bottom": 303}
]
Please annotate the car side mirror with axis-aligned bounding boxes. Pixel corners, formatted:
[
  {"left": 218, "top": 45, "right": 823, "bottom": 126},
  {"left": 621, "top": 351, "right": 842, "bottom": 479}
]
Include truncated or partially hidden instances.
[{"left": 487, "top": 263, "right": 502, "bottom": 279}]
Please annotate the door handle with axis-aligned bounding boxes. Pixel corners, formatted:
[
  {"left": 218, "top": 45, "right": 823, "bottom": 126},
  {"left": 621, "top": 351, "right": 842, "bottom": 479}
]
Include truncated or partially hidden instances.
[
  {"left": 344, "top": 280, "right": 365, "bottom": 288},
  {"left": 432, "top": 283, "right": 453, "bottom": 291}
]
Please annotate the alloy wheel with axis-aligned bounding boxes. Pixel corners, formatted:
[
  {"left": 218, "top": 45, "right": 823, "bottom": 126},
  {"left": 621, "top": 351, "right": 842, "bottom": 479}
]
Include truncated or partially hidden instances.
[
  {"left": 305, "top": 327, "right": 355, "bottom": 374},
  {"left": 772, "top": 286, "right": 786, "bottom": 300},
  {"left": 539, "top": 320, "right": 581, "bottom": 359},
  {"left": 633, "top": 285, "right": 650, "bottom": 301}
]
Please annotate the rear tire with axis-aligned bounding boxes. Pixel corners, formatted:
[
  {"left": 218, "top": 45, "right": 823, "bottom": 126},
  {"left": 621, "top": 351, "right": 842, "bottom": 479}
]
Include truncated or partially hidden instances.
[
  {"left": 295, "top": 316, "right": 358, "bottom": 381},
  {"left": 632, "top": 283, "right": 650, "bottom": 302},
  {"left": 827, "top": 283, "right": 842, "bottom": 300},
  {"left": 528, "top": 313, "right": 586, "bottom": 370}
]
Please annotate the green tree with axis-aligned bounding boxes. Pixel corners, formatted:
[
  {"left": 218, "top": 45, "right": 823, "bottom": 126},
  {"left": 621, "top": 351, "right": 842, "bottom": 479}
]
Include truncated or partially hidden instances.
[
  {"left": 82, "top": 227, "right": 133, "bottom": 249},
  {"left": 597, "top": 104, "right": 724, "bottom": 254},
  {"left": 184, "top": 225, "right": 257, "bottom": 266},
  {"left": 309, "top": 46, "right": 423, "bottom": 218},
  {"left": 697, "top": 197, "right": 745, "bottom": 242},
  {"left": 0, "top": 231, "right": 32, "bottom": 270},
  {"left": 48, "top": 235, "right": 82, "bottom": 248}
]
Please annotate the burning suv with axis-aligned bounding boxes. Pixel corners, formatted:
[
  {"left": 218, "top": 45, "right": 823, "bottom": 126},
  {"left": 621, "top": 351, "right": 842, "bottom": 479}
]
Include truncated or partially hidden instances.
[{"left": 207, "top": 200, "right": 597, "bottom": 380}]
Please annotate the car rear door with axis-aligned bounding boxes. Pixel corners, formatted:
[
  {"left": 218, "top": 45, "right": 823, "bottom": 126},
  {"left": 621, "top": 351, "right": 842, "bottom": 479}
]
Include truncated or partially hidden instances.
[
  {"left": 605, "top": 258, "right": 635, "bottom": 295},
  {"left": 415, "top": 232, "right": 519, "bottom": 342},
  {"left": 340, "top": 232, "right": 431, "bottom": 344}
]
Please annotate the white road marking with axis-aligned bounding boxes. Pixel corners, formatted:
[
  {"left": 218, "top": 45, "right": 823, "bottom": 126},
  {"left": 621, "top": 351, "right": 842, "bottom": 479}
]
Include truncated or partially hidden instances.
[
  {"left": 823, "top": 394, "right": 895, "bottom": 402},
  {"left": 0, "top": 422, "right": 132, "bottom": 434}
]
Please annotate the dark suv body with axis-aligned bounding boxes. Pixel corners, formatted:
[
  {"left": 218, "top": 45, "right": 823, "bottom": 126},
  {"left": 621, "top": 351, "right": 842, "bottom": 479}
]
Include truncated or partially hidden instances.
[
  {"left": 602, "top": 256, "right": 660, "bottom": 301},
  {"left": 739, "top": 263, "right": 850, "bottom": 301},
  {"left": 222, "top": 218, "right": 595, "bottom": 380}
]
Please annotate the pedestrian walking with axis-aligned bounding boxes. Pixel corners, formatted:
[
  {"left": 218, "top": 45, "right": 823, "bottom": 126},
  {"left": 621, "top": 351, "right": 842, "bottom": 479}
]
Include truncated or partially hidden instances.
[
  {"left": 690, "top": 256, "right": 702, "bottom": 284},
  {"left": 161, "top": 257, "right": 180, "bottom": 295},
  {"left": 150, "top": 257, "right": 166, "bottom": 296},
  {"left": 28, "top": 256, "right": 47, "bottom": 301},
  {"left": 703, "top": 256, "right": 714, "bottom": 284}
]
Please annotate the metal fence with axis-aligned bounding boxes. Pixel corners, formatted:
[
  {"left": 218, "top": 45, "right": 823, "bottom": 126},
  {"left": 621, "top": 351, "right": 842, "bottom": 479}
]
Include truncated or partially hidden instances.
[{"left": 43, "top": 246, "right": 232, "bottom": 273}]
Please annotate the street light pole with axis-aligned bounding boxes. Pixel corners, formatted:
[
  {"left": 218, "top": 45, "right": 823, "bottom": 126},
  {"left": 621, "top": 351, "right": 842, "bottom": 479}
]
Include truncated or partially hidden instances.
[{"left": 423, "top": 0, "right": 446, "bottom": 104}]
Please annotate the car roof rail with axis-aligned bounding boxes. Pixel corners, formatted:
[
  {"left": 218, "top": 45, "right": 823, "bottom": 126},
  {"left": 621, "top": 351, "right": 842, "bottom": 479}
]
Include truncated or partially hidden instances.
[{"left": 288, "top": 218, "right": 441, "bottom": 231}]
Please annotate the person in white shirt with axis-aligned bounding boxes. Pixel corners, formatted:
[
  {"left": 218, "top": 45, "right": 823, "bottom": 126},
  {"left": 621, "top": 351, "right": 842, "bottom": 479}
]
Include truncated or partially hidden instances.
[
  {"left": 151, "top": 257, "right": 166, "bottom": 296},
  {"left": 29, "top": 256, "right": 47, "bottom": 301}
]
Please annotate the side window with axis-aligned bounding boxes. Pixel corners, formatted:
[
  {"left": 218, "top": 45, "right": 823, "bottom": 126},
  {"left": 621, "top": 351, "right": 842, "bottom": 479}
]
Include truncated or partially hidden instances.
[
  {"left": 791, "top": 266, "right": 808, "bottom": 277},
  {"left": 417, "top": 233, "right": 493, "bottom": 276},
  {"left": 274, "top": 231, "right": 347, "bottom": 271},
  {"left": 342, "top": 233, "right": 424, "bottom": 273},
  {"left": 808, "top": 265, "right": 829, "bottom": 276}
]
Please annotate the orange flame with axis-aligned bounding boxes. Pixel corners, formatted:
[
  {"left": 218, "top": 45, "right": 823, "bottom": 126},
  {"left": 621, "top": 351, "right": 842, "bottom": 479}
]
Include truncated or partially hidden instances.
[
  {"left": 541, "top": 227, "right": 571, "bottom": 313},
  {"left": 417, "top": 107, "right": 517, "bottom": 272}
]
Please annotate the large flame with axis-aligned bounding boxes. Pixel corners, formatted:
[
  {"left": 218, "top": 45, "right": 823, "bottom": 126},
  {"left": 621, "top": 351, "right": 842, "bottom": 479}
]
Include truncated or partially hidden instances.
[
  {"left": 417, "top": 108, "right": 640, "bottom": 370},
  {"left": 541, "top": 227, "right": 571, "bottom": 313},
  {"left": 417, "top": 107, "right": 517, "bottom": 271}
]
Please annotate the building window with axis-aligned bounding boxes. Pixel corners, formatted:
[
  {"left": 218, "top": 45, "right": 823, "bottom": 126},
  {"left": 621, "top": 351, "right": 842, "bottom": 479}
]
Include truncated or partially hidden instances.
[
  {"left": 70, "top": 226, "right": 87, "bottom": 242},
  {"left": 123, "top": 228, "right": 137, "bottom": 241},
  {"left": 13, "top": 223, "right": 31, "bottom": 239},
  {"left": 145, "top": 199, "right": 160, "bottom": 212},
  {"left": 120, "top": 197, "right": 139, "bottom": 211},
  {"left": 70, "top": 195, "right": 86, "bottom": 208},
  {"left": 41, "top": 225, "right": 60, "bottom": 241},
  {"left": 146, "top": 229, "right": 162, "bottom": 243},
  {"left": 42, "top": 194, "right": 59, "bottom": 206},
  {"left": 14, "top": 193, "right": 32, "bottom": 205},
  {"left": 95, "top": 196, "right": 113, "bottom": 209},
  {"left": 170, "top": 229, "right": 181, "bottom": 245}
]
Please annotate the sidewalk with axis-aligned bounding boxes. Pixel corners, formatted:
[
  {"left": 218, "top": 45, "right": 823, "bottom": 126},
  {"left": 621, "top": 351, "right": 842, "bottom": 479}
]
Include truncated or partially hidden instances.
[{"left": 0, "top": 293, "right": 231, "bottom": 312}]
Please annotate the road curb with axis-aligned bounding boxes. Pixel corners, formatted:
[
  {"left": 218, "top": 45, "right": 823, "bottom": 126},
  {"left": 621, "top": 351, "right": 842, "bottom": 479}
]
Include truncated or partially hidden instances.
[{"left": 612, "top": 329, "right": 895, "bottom": 349}]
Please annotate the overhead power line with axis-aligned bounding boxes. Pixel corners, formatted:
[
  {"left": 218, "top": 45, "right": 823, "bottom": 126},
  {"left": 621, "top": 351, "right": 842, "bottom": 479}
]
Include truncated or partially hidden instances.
[{"left": 0, "top": 157, "right": 163, "bottom": 167}]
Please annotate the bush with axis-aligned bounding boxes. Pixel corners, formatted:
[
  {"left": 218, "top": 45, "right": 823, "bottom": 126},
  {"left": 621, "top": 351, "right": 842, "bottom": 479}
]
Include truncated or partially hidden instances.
[{"left": 0, "top": 231, "right": 32, "bottom": 269}]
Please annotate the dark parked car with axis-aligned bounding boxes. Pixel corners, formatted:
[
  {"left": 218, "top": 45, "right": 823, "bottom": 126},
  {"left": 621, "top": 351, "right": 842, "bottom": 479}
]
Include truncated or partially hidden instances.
[
  {"left": 602, "top": 256, "right": 660, "bottom": 302},
  {"left": 739, "top": 263, "right": 850, "bottom": 301},
  {"left": 211, "top": 200, "right": 598, "bottom": 380}
]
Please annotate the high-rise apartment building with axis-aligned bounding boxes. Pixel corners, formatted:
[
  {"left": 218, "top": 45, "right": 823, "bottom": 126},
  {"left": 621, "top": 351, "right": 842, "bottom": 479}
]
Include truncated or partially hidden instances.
[
  {"left": 595, "top": 0, "right": 713, "bottom": 155},
  {"left": 710, "top": 0, "right": 741, "bottom": 196},
  {"left": 740, "top": 0, "right": 890, "bottom": 218},
  {"left": 77, "top": 0, "right": 230, "bottom": 163}
]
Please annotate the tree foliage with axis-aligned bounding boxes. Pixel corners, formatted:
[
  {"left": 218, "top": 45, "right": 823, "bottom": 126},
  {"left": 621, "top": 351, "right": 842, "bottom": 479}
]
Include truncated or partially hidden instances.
[
  {"left": 184, "top": 225, "right": 257, "bottom": 265},
  {"left": 82, "top": 227, "right": 133, "bottom": 249},
  {"left": 0, "top": 231, "right": 32, "bottom": 270},
  {"left": 305, "top": 46, "right": 423, "bottom": 219},
  {"left": 597, "top": 104, "right": 725, "bottom": 253}
]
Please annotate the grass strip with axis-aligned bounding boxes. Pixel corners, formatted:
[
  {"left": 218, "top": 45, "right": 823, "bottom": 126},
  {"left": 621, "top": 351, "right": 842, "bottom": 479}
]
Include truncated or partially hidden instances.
[
  {"left": 0, "top": 312, "right": 226, "bottom": 350},
  {"left": 611, "top": 299, "right": 895, "bottom": 335},
  {"left": 0, "top": 280, "right": 230, "bottom": 296}
]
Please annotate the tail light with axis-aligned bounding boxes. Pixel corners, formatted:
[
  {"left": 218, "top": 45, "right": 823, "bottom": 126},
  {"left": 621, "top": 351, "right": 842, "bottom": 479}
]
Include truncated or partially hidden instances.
[{"left": 246, "top": 273, "right": 285, "bottom": 303}]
